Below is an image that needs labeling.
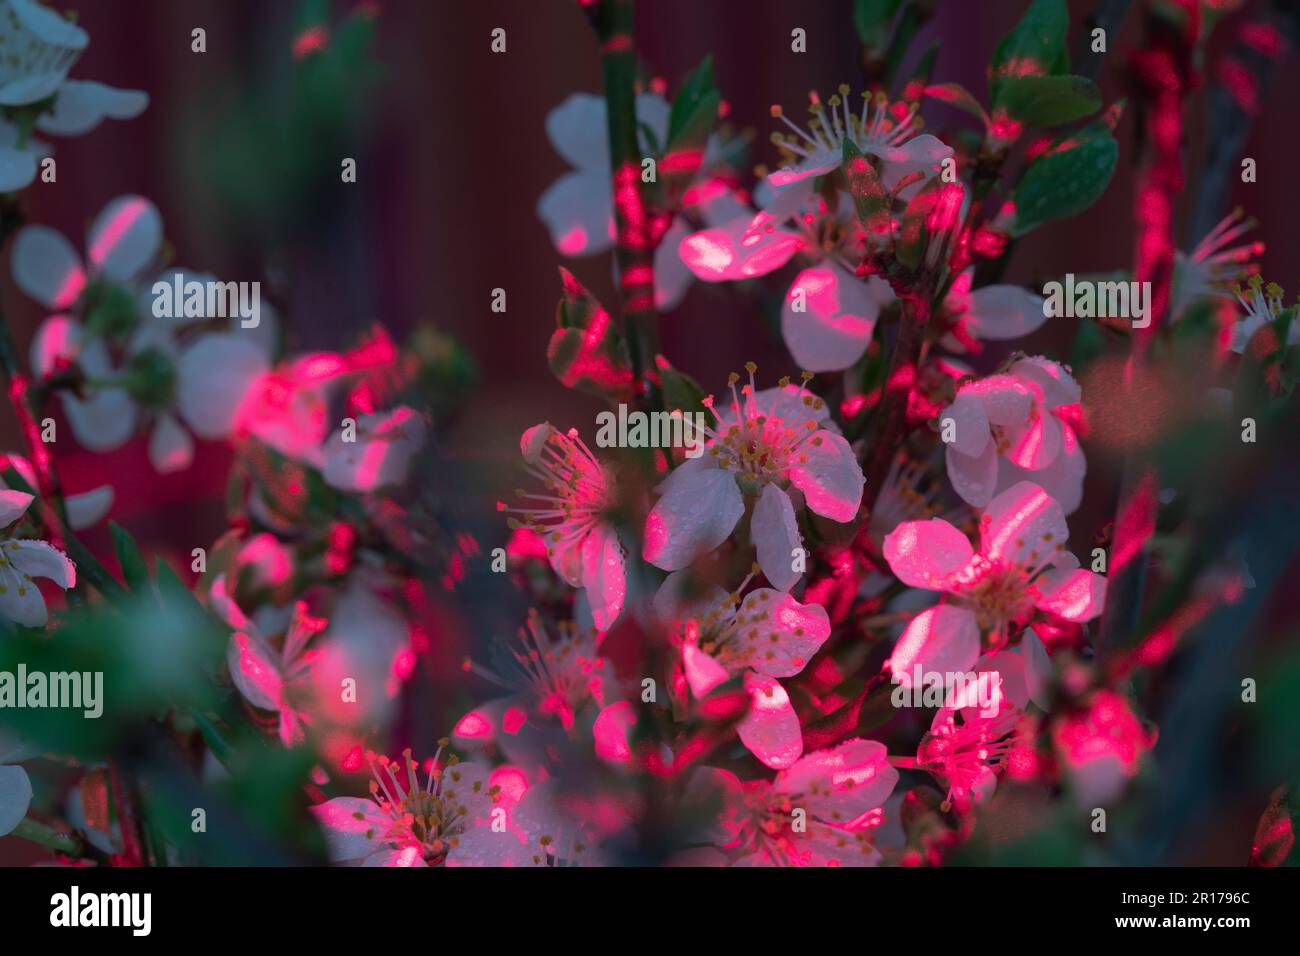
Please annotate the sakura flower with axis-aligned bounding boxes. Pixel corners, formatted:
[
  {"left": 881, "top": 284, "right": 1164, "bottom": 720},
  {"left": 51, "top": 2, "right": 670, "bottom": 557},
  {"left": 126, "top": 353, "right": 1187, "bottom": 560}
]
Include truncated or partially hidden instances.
[
  {"left": 0, "top": 0, "right": 147, "bottom": 191},
  {"left": 537, "top": 92, "right": 737, "bottom": 310},
  {"left": 311, "top": 746, "right": 527, "bottom": 866},
  {"left": 500, "top": 423, "right": 626, "bottom": 631},
  {"left": 0, "top": 489, "right": 75, "bottom": 627},
  {"left": 453, "top": 610, "right": 618, "bottom": 758},
  {"left": 210, "top": 576, "right": 325, "bottom": 747},
  {"left": 0, "top": 729, "right": 35, "bottom": 837},
  {"left": 1051, "top": 689, "right": 1155, "bottom": 807},
  {"left": 690, "top": 737, "right": 899, "bottom": 866},
  {"left": 0, "top": 451, "right": 111, "bottom": 530},
  {"left": 321, "top": 405, "right": 427, "bottom": 493},
  {"left": 1231, "top": 277, "right": 1296, "bottom": 354},
  {"left": 1170, "top": 209, "right": 1262, "bottom": 321},
  {"left": 654, "top": 568, "right": 831, "bottom": 768},
  {"left": 941, "top": 355, "right": 1086, "bottom": 513},
  {"left": 643, "top": 366, "right": 864, "bottom": 590},
  {"left": 764, "top": 86, "right": 952, "bottom": 220},
  {"left": 882, "top": 482, "right": 1105, "bottom": 677}
]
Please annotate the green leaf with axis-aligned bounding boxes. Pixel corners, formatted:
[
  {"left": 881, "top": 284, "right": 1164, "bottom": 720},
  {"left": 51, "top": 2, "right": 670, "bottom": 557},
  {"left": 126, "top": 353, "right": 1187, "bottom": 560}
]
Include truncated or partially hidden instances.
[
  {"left": 990, "top": 0, "right": 1070, "bottom": 103},
  {"left": 1010, "top": 127, "right": 1117, "bottom": 236},
  {"left": 110, "top": 522, "right": 149, "bottom": 591},
  {"left": 663, "top": 57, "right": 721, "bottom": 202},
  {"left": 548, "top": 269, "right": 634, "bottom": 403},
  {"left": 998, "top": 74, "right": 1101, "bottom": 127},
  {"left": 842, "top": 137, "right": 892, "bottom": 244},
  {"left": 659, "top": 362, "right": 712, "bottom": 425}
]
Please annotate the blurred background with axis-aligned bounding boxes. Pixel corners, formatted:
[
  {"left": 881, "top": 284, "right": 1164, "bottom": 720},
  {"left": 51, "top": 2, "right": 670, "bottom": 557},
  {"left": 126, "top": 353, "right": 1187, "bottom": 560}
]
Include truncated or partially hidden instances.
[{"left": 0, "top": 0, "right": 1297, "bottom": 864}]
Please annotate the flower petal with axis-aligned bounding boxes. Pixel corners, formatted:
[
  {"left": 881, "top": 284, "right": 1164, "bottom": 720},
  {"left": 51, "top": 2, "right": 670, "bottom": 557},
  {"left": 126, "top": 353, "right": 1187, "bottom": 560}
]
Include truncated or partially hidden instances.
[
  {"left": 65, "top": 485, "right": 113, "bottom": 530},
  {"left": 1002, "top": 407, "right": 1063, "bottom": 470},
  {"left": 888, "top": 605, "right": 980, "bottom": 683},
  {"left": 946, "top": 438, "right": 1000, "bottom": 508},
  {"left": 86, "top": 195, "right": 162, "bottom": 282},
  {"left": 536, "top": 169, "right": 614, "bottom": 256},
  {"left": 997, "top": 421, "right": 1086, "bottom": 514},
  {"left": 942, "top": 389, "right": 990, "bottom": 458},
  {"left": 227, "top": 630, "right": 284, "bottom": 712},
  {"left": 0, "top": 765, "right": 33, "bottom": 837},
  {"left": 781, "top": 264, "right": 887, "bottom": 373},
  {"left": 965, "top": 285, "right": 1048, "bottom": 341},
  {"left": 737, "top": 672, "right": 803, "bottom": 769},
  {"left": 678, "top": 214, "right": 804, "bottom": 282},
  {"left": 1012, "top": 356, "right": 1081, "bottom": 408},
  {"left": 643, "top": 467, "right": 744, "bottom": 571},
  {"left": 12, "top": 226, "right": 84, "bottom": 310},
  {"left": 1035, "top": 566, "right": 1107, "bottom": 622},
  {"left": 0, "top": 490, "right": 33, "bottom": 528},
  {"left": 0, "top": 146, "right": 36, "bottom": 191},
  {"left": 175, "top": 333, "right": 270, "bottom": 439},
  {"left": 654, "top": 217, "right": 694, "bottom": 311},
  {"left": 752, "top": 483, "right": 803, "bottom": 591},
  {"left": 775, "top": 738, "right": 899, "bottom": 823},
  {"left": 148, "top": 413, "right": 194, "bottom": 473},
  {"left": 730, "top": 588, "right": 830, "bottom": 679},
  {"left": 544, "top": 93, "right": 609, "bottom": 171},
  {"left": 36, "top": 80, "right": 148, "bottom": 136},
  {"left": 788, "top": 429, "right": 864, "bottom": 523},
  {"left": 580, "top": 523, "right": 626, "bottom": 630},
  {"left": 682, "top": 643, "right": 731, "bottom": 697},
  {"left": 882, "top": 517, "right": 973, "bottom": 590},
  {"left": 309, "top": 796, "right": 392, "bottom": 864},
  {"left": 10, "top": 539, "right": 75, "bottom": 588},
  {"left": 966, "top": 373, "right": 1034, "bottom": 426},
  {"left": 62, "top": 389, "right": 138, "bottom": 452},
  {"left": 0, "top": 567, "right": 50, "bottom": 626}
]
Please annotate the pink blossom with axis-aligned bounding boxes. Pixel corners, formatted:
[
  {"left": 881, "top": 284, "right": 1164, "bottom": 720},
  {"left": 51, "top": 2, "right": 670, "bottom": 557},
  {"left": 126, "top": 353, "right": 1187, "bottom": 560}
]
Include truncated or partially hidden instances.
[
  {"left": 883, "top": 482, "right": 1106, "bottom": 676},
  {"left": 500, "top": 423, "right": 627, "bottom": 631},
  {"left": 942, "top": 356, "right": 1086, "bottom": 513},
  {"left": 643, "top": 367, "right": 864, "bottom": 590}
]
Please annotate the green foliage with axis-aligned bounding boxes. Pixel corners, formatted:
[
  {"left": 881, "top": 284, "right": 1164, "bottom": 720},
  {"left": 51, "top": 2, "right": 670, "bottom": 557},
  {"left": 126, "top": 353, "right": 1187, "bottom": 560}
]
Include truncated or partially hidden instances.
[
  {"left": 662, "top": 56, "right": 722, "bottom": 205},
  {"left": 989, "top": 0, "right": 1071, "bottom": 105},
  {"left": 1010, "top": 118, "right": 1118, "bottom": 236},
  {"left": 998, "top": 74, "right": 1101, "bottom": 127}
]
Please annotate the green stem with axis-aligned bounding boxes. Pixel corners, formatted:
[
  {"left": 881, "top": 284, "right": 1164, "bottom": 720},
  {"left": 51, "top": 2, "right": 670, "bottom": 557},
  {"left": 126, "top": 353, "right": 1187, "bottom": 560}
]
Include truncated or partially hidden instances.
[
  {"left": 590, "top": 0, "right": 662, "bottom": 411},
  {"left": 11, "top": 817, "right": 84, "bottom": 856}
]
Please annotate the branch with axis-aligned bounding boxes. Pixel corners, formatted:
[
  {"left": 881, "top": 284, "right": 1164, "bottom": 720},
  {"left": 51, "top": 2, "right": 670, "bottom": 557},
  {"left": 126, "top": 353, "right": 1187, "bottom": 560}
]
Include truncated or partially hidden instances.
[{"left": 588, "top": 0, "right": 662, "bottom": 411}]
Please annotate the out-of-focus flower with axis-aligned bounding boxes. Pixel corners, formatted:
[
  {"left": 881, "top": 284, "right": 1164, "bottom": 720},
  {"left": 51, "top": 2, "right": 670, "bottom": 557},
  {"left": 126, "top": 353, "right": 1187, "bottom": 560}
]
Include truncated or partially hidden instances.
[
  {"left": 211, "top": 576, "right": 324, "bottom": 747},
  {"left": 0, "top": 0, "right": 147, "bottom": 191},
  {"left": 882, "top": 482, "right": 1105, "bottom": 676},
  {"left": 536, "top": 92, "right": 740, "bottom": 310},
  {"left": 689, "top": 737, "right": 899, "bottom": 866},
  {"left": 453, "top": 610, "right": 617, "bottom": 755},
  {"left": 644, "top": 367, "right": 863, "bottom": 590},
  {"left": 941, "top": 355, "right": 1085, "bottom": 513},
  {"left": 1171, "top": 209, "right": 1261, "bottom": 321},
  {"left": 321, "top": 405, "right": 426, "bottom": 493},
  {"left": 654, "top": 568, "right": 829, "bottom": 768},
  {"left": 0, "top": 489, "right": 75, "bottom": 627},
  {"left": 1051, "top": 689, "right": 1155, "bottom": 807},
  {"left": 0, "top": 451, "right": 111, "bottom": 530},
  {"left": 501, "top": 423, "right": 626, "bottom": 631},
  {"left": 17, "top": 196, "right": 275, "bottom": 471},
  {"left": 937, "top": 267, "right": 1048, "bottom": 354},
  {"left": 311, "top": 746, "right": 528, "bottom": 866}
]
